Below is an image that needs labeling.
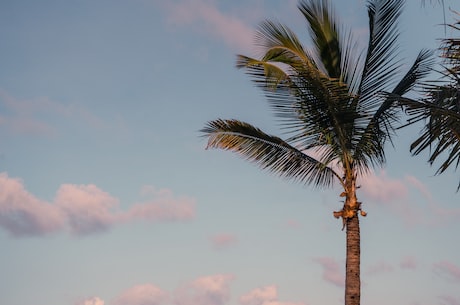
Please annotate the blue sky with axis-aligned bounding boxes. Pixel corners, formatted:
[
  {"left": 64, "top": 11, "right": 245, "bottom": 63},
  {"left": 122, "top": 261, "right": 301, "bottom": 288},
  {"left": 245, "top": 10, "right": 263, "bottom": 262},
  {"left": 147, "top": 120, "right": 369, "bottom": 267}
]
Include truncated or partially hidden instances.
[{"left": 0, "top": 1, "right": 459, "bottom": 305}]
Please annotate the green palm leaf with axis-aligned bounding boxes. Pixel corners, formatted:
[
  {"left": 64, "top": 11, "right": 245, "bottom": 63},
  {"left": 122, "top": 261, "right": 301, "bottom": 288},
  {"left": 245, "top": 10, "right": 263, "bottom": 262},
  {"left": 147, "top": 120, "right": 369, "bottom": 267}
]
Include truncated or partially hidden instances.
[
  {"left": 358, "top": 0, "right": 404, "bottom": 109},
  {"left": 394, "top": 12, "right": 459, "bottom": 190},
  {"left": 202, "top": 119, "right": 342, "bottom": 188},
  {"left": 353, "top": 49, "right": 434, "bottom": 173}
]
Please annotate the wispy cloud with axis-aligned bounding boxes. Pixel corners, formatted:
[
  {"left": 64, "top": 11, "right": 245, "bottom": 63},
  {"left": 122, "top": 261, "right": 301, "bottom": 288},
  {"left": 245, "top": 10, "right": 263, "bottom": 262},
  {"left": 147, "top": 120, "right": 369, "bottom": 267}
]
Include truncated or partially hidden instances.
[
  {"left": 312, "top": 257, "right": 344, "bottom": 287},
  {"left": 360, "top": 170, "right": 409, "bottom": 203},
  {"left": 210, "top": 233, "right": 237, "bottom": 250},
  {"left": 365, "top": 260, "right": 393, "bottom": 276},
  {"left": 159, "top": 0, "right": 255, "bottom": 53},
  {"left": 0, "top": 172, "right": 195, "bottom": 237},
  {"left": 284, "top": 219, "right": 301, "bottom": 229},
  {"left": 0, "top": 89, "right": 116, "bottom": 137},
  {"left": 174, "top": 274, "right": 234, "bottom": 305},
  {"left": 239, "top": 285, "right": 308, "bottom": 305},
  {"left": 112, "top": 284, "right": 169, "bottom": 305},
  {"left": 359, "top": 171, "right": 460, "bottom": 228},
  {"left": 433, "top": 260, "right": 460, "bottom": 282},
  {"left": 438, "top": 295, "right": 460, "bottom": 305},
  {"left": 400, "top": 256, "right": 417, "bottom": 270}
]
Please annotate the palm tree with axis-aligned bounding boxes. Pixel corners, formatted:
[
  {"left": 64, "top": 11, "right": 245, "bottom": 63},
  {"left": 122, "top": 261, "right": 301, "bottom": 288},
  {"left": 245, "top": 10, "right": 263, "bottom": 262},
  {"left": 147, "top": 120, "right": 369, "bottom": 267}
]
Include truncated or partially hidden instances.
[
  {"left": 201, "top": 1, "right": 432, "bottom": 304},
  {"left": 396, "top": 11, "right": 460, "bottom": 190}
]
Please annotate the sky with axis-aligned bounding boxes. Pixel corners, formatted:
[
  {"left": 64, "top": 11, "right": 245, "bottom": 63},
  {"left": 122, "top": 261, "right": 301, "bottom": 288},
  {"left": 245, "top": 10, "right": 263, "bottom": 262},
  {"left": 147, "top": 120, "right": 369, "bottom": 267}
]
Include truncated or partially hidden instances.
[{"left": 0, "top": 0, "right": 459, "bottom": 305}]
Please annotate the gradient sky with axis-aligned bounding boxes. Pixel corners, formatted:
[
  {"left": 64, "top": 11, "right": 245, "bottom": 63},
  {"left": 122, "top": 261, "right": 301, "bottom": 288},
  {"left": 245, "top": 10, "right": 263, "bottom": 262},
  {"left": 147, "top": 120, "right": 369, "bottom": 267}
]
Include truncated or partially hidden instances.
[{"left": 1, "top": 1, "right": 459, "bottom": 305}]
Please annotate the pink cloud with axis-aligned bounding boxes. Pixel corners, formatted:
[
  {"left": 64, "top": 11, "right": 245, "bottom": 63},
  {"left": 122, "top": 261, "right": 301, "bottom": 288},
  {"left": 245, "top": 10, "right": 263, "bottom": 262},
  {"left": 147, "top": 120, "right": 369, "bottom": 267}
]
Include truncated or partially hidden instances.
[
  {"left": 439, "top": 295, "right": 460, "bottom": 305},
  {"left": 160, "top": 0, "right": 255, "bottom": 52},
  {"left": 360, "top": 170, "right": 408, "bottom": 203},
  {"left": 210, "top": 233, "right": 237, "bottom": 250},
  {"left": 405, "top": 175, "right": 432, "bottom": 200},
  {"left": 0, "top": 172, "right": 195, "bottom": 237},
  {"left": 433, "top": 261, "right": 460, "bottom": 282},
  {"left": 365, "top": 260, "right": 393, "bottom": 276},
  {"left": 0, "top": 173, "right": 65, "bottom": 236},
  {"left": 112, "top": 284, "right": 169, "bottom": 305},
  {"left": 284, "top": 219, "right": 301, "bottom": 229},
  {"left": 174, "top": 274, "right": 234, "bottom": 305},
  {"left": 239, "top": 285, "right": 307, "bottom": 305},
  {"left": 400, "top": 256, "right": 417, "bottom": 270},
  {"left": 55, "top": 184, "right": 119, "bottom": 235},
  {"left": 124, "top": 187, "right": 195, "bottom": 223},
  {"left": 358, "top": 171, "right": 430, "bottom": 227},
  {"left": 75, "top": 297, "right": 105, "bottom": 305},
  {"left": 240, "top": 285, "right": 278, "bottom": 305},
  {"left": 312, "top": 257, "right": 344, "bottom": 287}
]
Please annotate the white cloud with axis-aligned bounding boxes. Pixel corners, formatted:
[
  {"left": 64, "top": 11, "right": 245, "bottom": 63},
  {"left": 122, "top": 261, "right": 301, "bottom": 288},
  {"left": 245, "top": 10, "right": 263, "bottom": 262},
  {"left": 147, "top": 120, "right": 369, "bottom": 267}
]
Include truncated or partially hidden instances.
[{"left": 0, "top": 172, "right": 195, "bottom": 237}]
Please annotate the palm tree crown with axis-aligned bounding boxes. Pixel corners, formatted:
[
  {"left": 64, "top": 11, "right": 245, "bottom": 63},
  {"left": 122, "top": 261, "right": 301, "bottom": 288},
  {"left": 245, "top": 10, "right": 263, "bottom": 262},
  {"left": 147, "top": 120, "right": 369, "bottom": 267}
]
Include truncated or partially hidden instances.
[
  {"left": 202, "top": 1, "right": 432, "bottom": 304},
  {"left": 203, "top": 0, "right": 431, "bottom": 195}
]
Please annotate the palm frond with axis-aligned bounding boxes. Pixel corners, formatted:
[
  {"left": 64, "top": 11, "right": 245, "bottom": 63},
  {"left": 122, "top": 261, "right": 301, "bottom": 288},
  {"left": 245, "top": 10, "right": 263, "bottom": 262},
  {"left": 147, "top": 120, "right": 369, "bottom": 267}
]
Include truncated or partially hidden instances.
[
  {"left": 358, "top": 0, "right": 404, "bottom": 109},
  {"left": 201, "top": 119, "right": 343, "bottom": 188},
  {"left": 392, "top": 49, "right": 434, "bottom": 96},
  {"left": 237, "top": 3, "right": 361, "bottom": 171},
  {"left": 254, "top": 19, "right": 312, "bottom": 68},
  {"left": 298, "top": 0, "right": 341, "bottom": 78},
  {"left": 236, "top": 55, "right": 291, "bottom": 89},
  {"left": 298, "top": 0, "right": 364, "bottom": 92},
  {"left": 406, "top": 86, "right": 460, "bottom": 190},
  {"left": 352, "top": 50, "right": 434, "bottom": 172}
]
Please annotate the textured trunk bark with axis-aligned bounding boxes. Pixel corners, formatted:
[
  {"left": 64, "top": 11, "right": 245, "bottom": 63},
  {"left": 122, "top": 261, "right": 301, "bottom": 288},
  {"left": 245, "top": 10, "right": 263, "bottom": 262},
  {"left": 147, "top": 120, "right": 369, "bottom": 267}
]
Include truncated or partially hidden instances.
[{"left": 345, "top": 214, "right": 360, "bottom": 305}]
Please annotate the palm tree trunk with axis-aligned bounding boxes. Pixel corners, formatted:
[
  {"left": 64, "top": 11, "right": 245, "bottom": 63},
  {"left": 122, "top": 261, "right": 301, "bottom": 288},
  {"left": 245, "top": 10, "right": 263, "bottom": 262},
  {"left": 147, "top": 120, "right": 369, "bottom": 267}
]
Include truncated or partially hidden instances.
[{"left": 345, "top": 214, "right": 361, "bottom": 305}]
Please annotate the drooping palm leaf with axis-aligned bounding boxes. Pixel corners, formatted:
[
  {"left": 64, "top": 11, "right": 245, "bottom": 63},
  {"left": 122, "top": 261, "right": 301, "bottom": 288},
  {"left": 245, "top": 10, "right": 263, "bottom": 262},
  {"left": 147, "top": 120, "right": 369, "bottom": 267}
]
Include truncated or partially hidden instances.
[
  {"left": 202, "top": 119, "right": 343, "bottom": 188},
  {"left": 401, "top": 84, "right": 460, "bottom": 190}
]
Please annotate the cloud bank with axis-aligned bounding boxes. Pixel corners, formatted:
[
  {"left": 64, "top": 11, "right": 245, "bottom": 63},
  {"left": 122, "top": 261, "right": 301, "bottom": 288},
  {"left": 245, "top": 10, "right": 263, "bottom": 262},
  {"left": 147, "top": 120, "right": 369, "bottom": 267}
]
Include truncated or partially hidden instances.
[
  {"left": 79, "top": 275, "right": 307, "bottom": 305},
  {"left": 0, "top": 172, "right": 195, "bottom": 237}
]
